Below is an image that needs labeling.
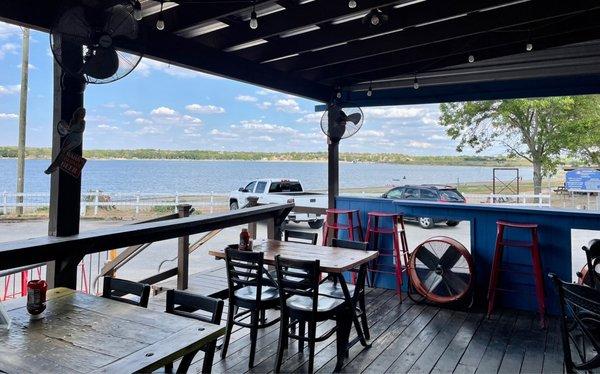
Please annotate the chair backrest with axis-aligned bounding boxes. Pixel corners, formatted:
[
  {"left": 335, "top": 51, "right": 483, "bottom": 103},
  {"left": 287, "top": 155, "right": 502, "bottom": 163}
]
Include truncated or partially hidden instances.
[
  {"left": 583, "top": 239, "right": 600, "bottom": 289},
  {"left": 331, "top": 238, "right": 369, "bottom": 251},
  {"left": 284, "top": 230, "right": 318, "bottom": 245},
  {"left": 102, "top": 277, "right": 151, "bottom": 308},
  {"left": 225, "top": 248, "right": 265, "bottom": 302},
  {"left": 549, "top": 273, "right": 600, "bottom": 371},
  {"left": 275, "top": 255, "right": 320, "bottom": 314},
  {"left": 166, "top": 289, "right": 224, "bottom": 324}
]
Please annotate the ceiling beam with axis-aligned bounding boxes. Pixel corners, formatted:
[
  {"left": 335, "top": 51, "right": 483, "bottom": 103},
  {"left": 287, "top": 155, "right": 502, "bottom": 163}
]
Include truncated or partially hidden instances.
[
  {"left": 232, "top": 0, "right": 512, "bottom": 62},
  {"left": 0, "top": 0, "right": 331, "bottom": 102},
  {"left": 297, "top": 6, "right": 600, "bottom": 82},
  {"left": 334, "top": 24, "right": 600, "bottom": 86},
  {"left": 195, "top": 0, "right": 405, "bottom": 50}
]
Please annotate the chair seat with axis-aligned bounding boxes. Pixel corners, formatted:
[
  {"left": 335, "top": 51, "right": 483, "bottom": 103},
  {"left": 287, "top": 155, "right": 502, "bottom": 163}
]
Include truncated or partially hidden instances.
[
  {"left": 234, "top": 286, "right": 279, "bottom": 301},
  {"left": 319, "top": 281, "right": 356, "bottom": 298},
  {"left": 287, "top": 294, "right": 344, "bottom": 312}
]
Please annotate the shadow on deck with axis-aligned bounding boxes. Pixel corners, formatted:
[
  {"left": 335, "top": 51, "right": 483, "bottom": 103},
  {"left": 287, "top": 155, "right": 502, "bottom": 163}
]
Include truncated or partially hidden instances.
[{"left": 149, "top": 266, "right": 564, "bottom": 373}]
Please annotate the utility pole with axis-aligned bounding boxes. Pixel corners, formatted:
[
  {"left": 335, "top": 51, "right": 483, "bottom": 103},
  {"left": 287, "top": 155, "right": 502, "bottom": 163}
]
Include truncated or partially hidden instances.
[{"left": 16, "top": 28, "right": 29, "bottom": 215}]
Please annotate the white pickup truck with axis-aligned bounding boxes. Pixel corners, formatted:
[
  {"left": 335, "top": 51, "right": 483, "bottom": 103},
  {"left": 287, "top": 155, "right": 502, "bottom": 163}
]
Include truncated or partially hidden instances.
[{"left": 229, "top": 179, "right": 326, "bottom": 229}]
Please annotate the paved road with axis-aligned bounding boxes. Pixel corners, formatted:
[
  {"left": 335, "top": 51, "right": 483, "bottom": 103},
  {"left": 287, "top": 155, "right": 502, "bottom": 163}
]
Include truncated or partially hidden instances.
[{"left": 0, "top": 218, "right": 595, "bottom": 281}]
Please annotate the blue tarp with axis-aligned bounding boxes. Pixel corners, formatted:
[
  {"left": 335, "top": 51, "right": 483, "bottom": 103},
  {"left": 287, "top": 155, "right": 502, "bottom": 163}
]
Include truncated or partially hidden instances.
[{"left": 565, "top": 168, "right": 600, "bottom": 191}]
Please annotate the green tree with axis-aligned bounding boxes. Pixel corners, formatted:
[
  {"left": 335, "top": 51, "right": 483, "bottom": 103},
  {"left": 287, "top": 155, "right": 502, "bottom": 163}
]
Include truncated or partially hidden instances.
[
  {"left": 439, "top": 97, "right": 578, "bottom": 194},
  {"left": 563, "top": 96, "right": 600, "bottom": 166}
]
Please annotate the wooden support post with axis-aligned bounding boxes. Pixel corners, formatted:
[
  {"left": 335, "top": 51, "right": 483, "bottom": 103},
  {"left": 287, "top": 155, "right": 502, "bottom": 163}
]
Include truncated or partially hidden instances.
[
  {"left": 46, "top": 37, "right": 85, "bottom": 289},
  {"left": 246, "top": 196, "right": 259, "bottom": 239},
  {"left": 177, "top": 204, "right": 192, "bottom": 290},
  {"left": 327, "top": 104, "right": 341, "bottom": 209}
]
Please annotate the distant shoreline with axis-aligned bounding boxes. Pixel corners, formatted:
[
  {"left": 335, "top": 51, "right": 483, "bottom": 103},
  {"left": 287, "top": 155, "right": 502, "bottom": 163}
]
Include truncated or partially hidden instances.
[{"left": 0, "top": 146, "right": 529, "bottom": 167}]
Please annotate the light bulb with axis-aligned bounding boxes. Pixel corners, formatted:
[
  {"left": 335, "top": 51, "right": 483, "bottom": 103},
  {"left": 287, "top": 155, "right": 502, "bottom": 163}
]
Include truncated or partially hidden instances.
[
  {"left": 156, "top": 18, "right": 165, "bottom": 30},
  {"left": 468, "top": 55, "right": 475, "bottom": 63},
  {"left": 413, "top": 77, "right": 419, "bottom": 90},
  {"left": 370, "top": 15, "right": 380, "bottom": 26},
  {"left": 250, "top": 10, "right": 258, "bottom": 29},
  {"left": 348, "top": 0, "right": 357, "bottom": 8},
  {"left": 526, "top": 42, "right": 533, "bottom": 51},
  {"left": 336, "top": 91, "right": 342, "bottom": 99},
  {"left": 366, "top": 86, "right": 373, "bottom": 97},
  {"left": 133, "top": 0, "right": 143, "bottom": 21}
]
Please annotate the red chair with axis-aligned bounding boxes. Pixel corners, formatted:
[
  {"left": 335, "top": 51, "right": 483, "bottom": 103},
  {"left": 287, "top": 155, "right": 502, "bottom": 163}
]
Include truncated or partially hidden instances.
[
  {"left": 487, "top": 220, "right": 546, "bottom": 327},
  {"left": 365, "top": 212, "right": 409, "bottom": 299},
  {"left": 322, "top": 209, "right": 363, "bottom": 246}
]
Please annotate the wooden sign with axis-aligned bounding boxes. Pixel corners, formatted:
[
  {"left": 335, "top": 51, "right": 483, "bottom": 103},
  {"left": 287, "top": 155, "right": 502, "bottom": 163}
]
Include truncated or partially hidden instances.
[{"left": 59, "top": 151, "right": 87, "bottom": 179}]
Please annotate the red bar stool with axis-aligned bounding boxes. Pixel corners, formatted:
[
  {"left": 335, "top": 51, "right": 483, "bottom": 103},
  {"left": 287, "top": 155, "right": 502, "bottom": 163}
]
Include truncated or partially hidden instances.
[
  {"left": 487, "top": 220, "right": 546, "bottom": 326},
  {"left": 322, "top": 209, "right": 363, "bottom": 245},
  {"left": 365, "top": 212, "right": 410, "bottom": 298}
]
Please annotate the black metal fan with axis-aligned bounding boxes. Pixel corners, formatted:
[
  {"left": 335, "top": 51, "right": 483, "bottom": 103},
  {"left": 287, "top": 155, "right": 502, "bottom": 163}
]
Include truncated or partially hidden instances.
[
  {"left": 50, "top": 2, "right": 144, "bottom": 84},
  {"left": 320, "top": 106, "right": 364, "bottom": 141}
]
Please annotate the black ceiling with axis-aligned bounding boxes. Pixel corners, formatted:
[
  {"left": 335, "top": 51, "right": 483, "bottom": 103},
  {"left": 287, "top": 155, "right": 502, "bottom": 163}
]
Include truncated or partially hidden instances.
[{"left": 2, "top": 0, "right": 600, "bottom": 105}]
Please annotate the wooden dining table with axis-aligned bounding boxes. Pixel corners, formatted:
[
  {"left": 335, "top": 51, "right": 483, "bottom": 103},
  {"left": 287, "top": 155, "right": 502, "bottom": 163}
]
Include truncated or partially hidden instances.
[
  {"left": 209, "top": 238, "right": 379, "bottom": 365},
  {"left": 0, "top": 288, "right": 225, "bottom": 373}
]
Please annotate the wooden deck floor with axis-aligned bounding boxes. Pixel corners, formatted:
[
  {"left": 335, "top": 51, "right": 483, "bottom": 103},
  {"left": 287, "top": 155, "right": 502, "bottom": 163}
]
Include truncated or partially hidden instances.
[{"left": 149, "top": 267, "right": 564, "bottom": 373}]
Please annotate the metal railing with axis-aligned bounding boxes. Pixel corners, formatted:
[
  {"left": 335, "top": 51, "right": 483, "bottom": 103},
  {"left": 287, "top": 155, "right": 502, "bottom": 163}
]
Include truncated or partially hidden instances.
[{"left": 463, "top": 193, "right": 552, "bottom": 207}]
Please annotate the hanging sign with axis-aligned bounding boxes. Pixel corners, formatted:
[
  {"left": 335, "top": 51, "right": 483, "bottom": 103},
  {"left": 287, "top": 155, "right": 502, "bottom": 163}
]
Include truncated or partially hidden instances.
[
  {"left": 565, "top": 168, "right": 600, "bottom": 191},
  {"left": 45, "top": 107, "right": 87, "bottom": 178}
]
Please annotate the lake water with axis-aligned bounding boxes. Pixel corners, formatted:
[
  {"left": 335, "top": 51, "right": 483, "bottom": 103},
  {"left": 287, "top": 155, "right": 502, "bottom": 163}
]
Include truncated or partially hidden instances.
[{"left": 0, "top": 159, "right": 533, "bottom": 193}]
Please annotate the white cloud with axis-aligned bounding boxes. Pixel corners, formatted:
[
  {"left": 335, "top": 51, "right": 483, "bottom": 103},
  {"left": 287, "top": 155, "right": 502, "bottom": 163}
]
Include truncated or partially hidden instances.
[
  {"left": 256, "top": 101, "right": 272, "bottom": 110},
  {"left": 428, "top": 134, "right": 446, "bottom": 140},
  {"left": 234, "top": 120, "right": 297, "bottom": 135},
  {"left": 150, "top": 106, "right": 177, "bottom": 116},
  {"left": 0, "top": 113, "right": 18, "bottom": 120},
  {"left": 275, "top": 98, "right": 301, "bottom": 113},
  {"left": 124, "top": 110, "right": 142, "bottom": 117},
  {"left": 97, "top": 124, "right": 119, "bottom": 130},
  {"left": 358, "top": 130, "right": 385, "bottom": 138},
  {"left": 0, "top": 23, "right": 20, "bottom": 40},
  {"left": 210, "top": 129, "right": 238, "bottom": 138},
  {"left": 296, "top": 112, "right": 324, "bottom": 124},
  {"left": 256, "top": 88, "right": 278, "bottom": 96},
  {"left": 0, "top": 42, "right": 17, "bottom": 59},
  {"left": 135, "top": 58, "right": 220, "bottom": 79},
  {"left": 364, "top": 106, "right": 425, "bottom": 119},
  {"left": 249, "top": 135, "right": 274, "bottom": 142},
  {"left": 137, "top": 125, "right": 164, "bottom": 135},
  {"left": 236, "top": 95, "right": 258, "bottom": 102},
  {"left": 185, "top": 104, "right": 225, "bottom": 114},
  {"left": 182, "top": 115, "right": 203, "bottom": 125},
  {"left": 407, "top": 140, "right": 433, "bottom": 149},
  {"left": 0, "top": 84, "right": 20, "bottom": 95},
  {"left": 134, "top": 118, "right": 153, "bottom": 125}
]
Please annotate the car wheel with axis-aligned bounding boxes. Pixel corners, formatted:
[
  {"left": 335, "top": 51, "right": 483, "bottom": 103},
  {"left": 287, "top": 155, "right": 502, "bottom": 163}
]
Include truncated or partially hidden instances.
[
  {"left": 230, "top": 201, "right": 239, "bottom": 210},
  {"left": 418, "top": 217, "right": 435, "bottom": 229},
  {"left": 308, "top": 219, "right": 324, "bottom": 229},
  {"left": 446, "top": 220, "right": 459, "bottom": 227}
]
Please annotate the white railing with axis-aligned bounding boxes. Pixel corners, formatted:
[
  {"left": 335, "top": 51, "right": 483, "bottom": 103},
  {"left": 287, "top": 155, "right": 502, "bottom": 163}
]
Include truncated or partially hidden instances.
[
  {"left": 1, "top": 191, "right": 229, "bottom": 216},
  {"left": 463, "top": 193, "right": 552, "bottom": 207}
]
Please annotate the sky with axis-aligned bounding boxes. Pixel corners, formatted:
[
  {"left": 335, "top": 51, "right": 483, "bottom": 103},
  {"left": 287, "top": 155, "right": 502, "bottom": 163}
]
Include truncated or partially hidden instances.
[{"left": 0, "top": 22, "right": 469, "bottom": 155}]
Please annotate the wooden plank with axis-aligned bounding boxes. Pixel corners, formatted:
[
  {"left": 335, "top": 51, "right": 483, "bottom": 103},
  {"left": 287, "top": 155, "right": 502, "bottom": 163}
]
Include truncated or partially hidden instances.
[
  {"left": 177, "top": 204, "right": 192, "bottom": 289},
  {"left": 519, "top": 315, "right": 548, "bottom": 373},
  {"left": 0, "top": 203, "right": 294, "bottom": 271},
  {"left": 208, "top": 239, "right": 378, "bottom": 273},
  {"left": 454, "top": 311, "right": 503, "bottom": 374},
  {"left": 474, "top": 309, "right": 518, "bottom": 374},
  {"left": 430, "top": 312, "right": 484, "bottom": 373},
  {"left": 498, "top": 311, "right": 533, "bottom": 374},
  {"left": 542, "top": 316, "right": 565, "bottom": 373}
]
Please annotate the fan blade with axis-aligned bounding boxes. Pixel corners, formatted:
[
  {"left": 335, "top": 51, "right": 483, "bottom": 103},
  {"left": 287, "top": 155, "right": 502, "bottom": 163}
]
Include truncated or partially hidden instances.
[
  {"left": 55, "top": 7, "right": 92, "bottom": 45},
  {"left": 83, "top": 48, "right": 119, "bottom": 80},
  {"left": 346, "top": 113, "right": 362, "bottom": 125},
  {"left": 105, "top": 4, "right": 138, "bottom": 39}
]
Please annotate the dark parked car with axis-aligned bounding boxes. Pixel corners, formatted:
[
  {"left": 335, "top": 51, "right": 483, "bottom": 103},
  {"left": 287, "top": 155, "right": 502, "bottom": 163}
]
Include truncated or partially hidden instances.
[{"left": 381, "top": 185, "right": 466, "bottom": 229}]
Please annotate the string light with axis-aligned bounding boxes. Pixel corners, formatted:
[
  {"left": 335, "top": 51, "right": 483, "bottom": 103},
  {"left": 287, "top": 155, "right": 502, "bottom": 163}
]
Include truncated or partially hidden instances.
[
  {"left": 249, "top": 2, "right": 258, "bottom": 30},
  {"left": 348, "top": 0, "right": 357, "bottom": 8},
  {"left": 413, "top": 75, "right": 419, "bottom": 90},
  {"left": 366, "top": 83, "right": 373, "bottom": 97},
  {"left": 468, "top": 54, "right": 475, "bottom": 63},
  {"left": 133, "top": 0, "right": 143, "bottom": 21},
  {"left": 336, "top": 91, "right": 342, "bottom": 99},
  {"left": 156, "top": 1, "right": 165, "bottom": 30},
  {"left": 526, "top": 42, "right": 533, "bottom": 51}
]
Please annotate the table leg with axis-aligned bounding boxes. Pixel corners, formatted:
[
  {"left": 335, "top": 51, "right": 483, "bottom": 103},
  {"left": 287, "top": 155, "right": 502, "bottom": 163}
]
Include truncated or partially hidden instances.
[
  {"left": 176, "top": 349, "right": 200, "bottom": 373},
  {"left": 334, "top": 270, "right": 370, "bottom": 347}
]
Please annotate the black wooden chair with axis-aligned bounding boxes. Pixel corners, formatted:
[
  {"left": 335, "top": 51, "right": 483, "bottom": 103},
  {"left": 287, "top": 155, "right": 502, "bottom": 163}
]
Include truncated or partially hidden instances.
[
  {"left": 274, "top": 255, "right": 352, "bottom": 373},
  {"left": 222, "top": 248, "right": 280, "bottom": 368},
  {"left": 102, "top": 277, "right": 150, "bottom": 308},
  {"left": 320, "top": 238, "right": 371, "bottom": 340},
  {"left": 164, "top": 290, "right": 224, "bottom": 373},
  {"left": 583, "top": 239, "right": 600, "bottom": 290},
  {"left": 284, "top": 230, "right": 318, "bottom": 245},
  {"left": 549, "top": 273, "right": 600, "bottom": 373}
]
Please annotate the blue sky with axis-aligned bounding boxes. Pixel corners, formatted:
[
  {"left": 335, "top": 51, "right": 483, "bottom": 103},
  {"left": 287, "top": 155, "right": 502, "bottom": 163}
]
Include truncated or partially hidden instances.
[{"left": 0, "top": 22, "right": 465, "bottom": 155}]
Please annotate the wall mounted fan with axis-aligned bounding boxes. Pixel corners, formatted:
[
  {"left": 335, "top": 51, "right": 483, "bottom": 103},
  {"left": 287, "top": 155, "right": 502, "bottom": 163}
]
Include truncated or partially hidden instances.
[
  {"left": 320, "top": 106, "right": 364, "bottom": 142},
  {"left": 50, "top": 1, "right": 145, "bottom": 84}
]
